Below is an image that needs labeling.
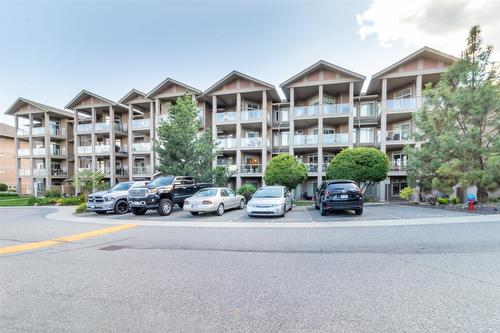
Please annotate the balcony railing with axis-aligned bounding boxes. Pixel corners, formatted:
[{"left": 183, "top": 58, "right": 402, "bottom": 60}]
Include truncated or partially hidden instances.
[
  {"left": 303, "top": 163, "right": 318, "bottom": 173},
  {"left": 132, "top": 166, "right": 151, "bottom": 175},
  {"left": 32, "top": 127, "right": 45, "bottom": 136},
  {"left": 77, "top": 146, "right": 93, "bottom": 154},
  {"left": 323, "top": 133, "right": 348, "bottom": 145},
  {"left": 215, "top": 112, "right": 236, "bottom": 123},
  {"left": 94, "top": 122, "right": 110, "bottom": 132},
  {"left": 241, "top": 137, "right": 263, "bottom": 148},
  {"left": 131, "top": 119, "right": 150, "bottom": 129},
  {"left": 391, "top": 162, "right": 407, "bottom": 171},
  {"left": 94, "top": 145, "right": 112, "bottom": 154},
  {"left": 240, "top": 110, "right": 263, "bottom": 121},
  {"left": 17, "top": 149, "right": 30, "bottom": 156},
  {"left": 294, "top": 105, "right": 318, "bottom": 118},
  {"left": 32, "top": 148, "right": 46, "bottom": 156},
  {"left": 51, "top": 169, "right": 68, "bottom": 177},
  {"left": 132, "top": 142, "right": 151, "bottom": 152},
  {"left": 33, "top": 168, "right": 47, "bottom": 176},
  {"left": 78, "top": 167, "right": 92, "bottom": 172},
  {"left": 240, "top": 164, "right": 262, "bottom": 174},
  {"left": 216, "top": 163, "right": 237, "bottom": 173},
  {"left": 294, "top": 134, "right": 318, "bottom": 146},
  {"left": 115, "top": 168, "right": 128, "bottom": 176},
  {"left": 323, "top": 103, "right": 350, "bottom": 116},
  {"left": 77, "top": 124, "right": 93, "bottom": 133},
  {"left": 50, "top": 128, "right": 66, "bottom": 137},
  {"left": 217, "top": 138, "right": 237, "bottom": 149},
  {"left": 51, "top": 148, "right": 66, "bottom": 156},
  {"left": 16, "top": 129, "right": 29, "bottom": 136},
  {"left": 386, "top": 98, "right": 416, "bottom": 112},
  {"left": 18, "top": 169, "right": 31, "bottom": 176},
  {"left": 386, "top": 130, "right": 412, "bottom": 142}
]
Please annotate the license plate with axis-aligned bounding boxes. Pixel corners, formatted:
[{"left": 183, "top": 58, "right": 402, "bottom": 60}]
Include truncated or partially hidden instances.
[
  {"left": 340, "top": 194, "right": 348, "bottom": 199},
  {"left": 133, "top": 201, "right": 142, "bottom": 206},
  {"left": 192, "top": 204, "right": 199, "bottom": 208}
]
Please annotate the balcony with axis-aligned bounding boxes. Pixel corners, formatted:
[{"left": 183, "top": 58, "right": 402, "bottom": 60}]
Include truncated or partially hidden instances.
[
  {"left": 216, "top": 138, "right": 237, "bottom": 149},
  {"left": 131, "top": 119, "right": 150, "bottom": 130},
  {"left": 391, "top": 162, "right": 407, "bottom": 172},
  {"left": 32, "top": 127, "right": 45, "bottom": 136},
  {"left": 216, "top": 163, "right": 238, "bottom": 173},
  {"left": 50, "top": 128, "right": 66, "bottom": 137},
  {"left": 132, "top": 142, "right": 151, "bottom": 153},
  {"left": 133, "top": 166, "right": 152, "bottom": 175},
  {"left": 51, "top": 169, "right": 68, "bottom": 177},
  {"left": 77, "top": 124, "right": 93, "bottom": 133},
  {"left": 51, "top": 148, "right": 67, "bottom": 157},
  {"left": 94, "top": 145, "right": 112, "bottom": 154},
  {"left": 323, "top": 103, "right": 350, "bottom": 116},
  {"left": 386, "top": 130, "right": 412, "bottom": 142},
  {"left": 294, "top": 105, "right": 318, "bottom": 118},
  {"left": 32, "top": 148, "right": 46, "bottom": 156},
  {"left": 215, "top": 112, "right": 236, "bottom": 123},
  {"left": 77, "top": 167, "right": 92, "bottom": 172},
  {"left": 18, "top": 169, "right": 31, "bottom": 176},
  {"left": 94, "top": 122, "right": 110, "bottom": 132},
  {"left": 240, "top": 110, "right": 263, "bottom": 122},
  {"left": 33, "top": 168, "right": 47, "bottom": 177},
  {"left": 323, "top": 133, "right": 348, "bottom": 145},
  {"left": 77, "top": 146, "right": 93, "bottom": 154},
  {"left": 16, "top": 129, "right": 29, "bottom": 136},
  {"left": 240, "top": 164, "right": 262, "bottom": 174},
  {"left": 240, "top": 137, "right": 263, "bottom": 148},
  {"left": 294, "top": 134, "right": 318, "bottom": 146},
  {"left": 386, "top": 98, "right": 416, "bottom": 112},
  {"left": 115, "top": 168, "right": 128, "bottom": 176},
  {"left": 17, "top": 149, "right": 30, "bottom": 157},
  {"left": 303, "top": 163, "right": 318, "bottom": 173}
]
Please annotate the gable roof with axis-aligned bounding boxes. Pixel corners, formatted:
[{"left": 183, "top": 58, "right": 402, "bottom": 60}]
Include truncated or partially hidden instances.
[
  {"left": 202, "top": 70, "right": 281, "bottom": 102},
  {"left": 145, "top": 78, "right": 202, "bottom": 99},
  {"left": 65, "top": 90, "right": 128, "bottom": 111},
  {"left": 0, "top": 122, "right": 16, "bottom": 138},
  {"left": 119, "top": 89, "right": 149, "bottom": 104},
  {"left": 5, "top": 97, "right": 74, "bottom": 118}
]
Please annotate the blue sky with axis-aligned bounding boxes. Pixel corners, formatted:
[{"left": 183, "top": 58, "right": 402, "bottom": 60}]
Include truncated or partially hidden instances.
[{"left": 1, "top": 0, "right": 497, "bottom": 125}]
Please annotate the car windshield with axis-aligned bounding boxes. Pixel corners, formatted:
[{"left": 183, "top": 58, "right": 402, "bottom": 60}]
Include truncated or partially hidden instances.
[
  {"left": 112, "top": 182, "right": 132, "bottom": 191},
  {"left": 253, "top": 187, "right": 282, "bottom": 198},
  {"left": 194, "top": 189, "right": 218, "bottom": 197},
  {"left": 327, "top": 183, "right": 359, "bottom": 192},
  {"left": 148, "top": 176, "right": 174, "bottom": 188}
]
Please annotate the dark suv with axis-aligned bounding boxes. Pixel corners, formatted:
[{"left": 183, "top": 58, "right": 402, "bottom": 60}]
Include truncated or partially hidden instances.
[
  {"left": 127, "top": 176, "right": 212, "bottom": 216},
  {"left": 315, "top": 179, "right": 363, "bottom": 216}
]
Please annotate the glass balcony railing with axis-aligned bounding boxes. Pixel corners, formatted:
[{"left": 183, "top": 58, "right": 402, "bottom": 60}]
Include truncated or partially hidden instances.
[
  {"left": 77, "top": 146, "right": 93, "bottom": 154},
  {"left": 303, "top": 163, "right": 318, "bottom": 173},
  {"left": 386, "top": 130, "right": 412, "bottom": 142},
  {"left": 33, "top": 168, "right": 47, "bottom": 176},
  {"left": 240, "top": 137, "right": 263, "bottom": 148},
  {"left": 386, "top": 98, "right": 416, "bottom": 112},
  {"left": 77, "top": 124, "right": 93, "bottom": 133},
  {"left": 97, "top": 167, "right": 111, "bottom": 175},
  {"left": 32, "top": 148, "right": 46, "bottom": 156},
  {"left": 17, "top": 149, "right": 30, "bottom": 156},
  {"left": 132, "top": 142, "right": 151, "bottom": 152},
  {"left": 78, "top": 167, "right": 92, "bottom": 172},
  {"left": 94, "top": 145, "right": 112, "bottom": 154},
  {"left": 51, "top": 169, "right": 68, "bottom": 177},
  {"left": 51, "top": 148, "right": 66, "bottom": 156},
  {"left": 216, "top": 138, "right": 237, "bottom": 149},
  {"left": 31, "top": 127, "right": 45, "bottom": 135},
  {"left": 115, "top": 168, "right": 128, "bottom": 176},
  {"left": 131, "top": 118, "right": 150, "bottom": 129},
  {"left": 132, "top": 166, "right": 151, "bottom": 175},
  {"left": 240, "top": 164, "right": 262, "bottom": 174},
  {"left": 18, "top": 169, "right": 31, "bottom": 176},
  {"left": 16, "top": 129, "right": 29, "bottom": 136},
  {"left": 391, "top": 162, "right": 407, "bottom": 171},
  {"left": 240, "top": 110, "right": 263, "bottom": 121},
  {"left": 323, "top": 103, "right": 350, "bottom": 116},
  {"left": 50, "top": 128, "right": 66, "bottom": 136},
  {"left": 294, "top": 105, "right": 319, "bottom": 118},
  {"left": 323, "top": 133, "right": 348, "bottom": 145},
  {"left": 294, "top": 134, "right": 318, "bottom": 146},
  {"left": 94, "top": 122, "right": 110, "bottom": 132},
  {"left": 215, "top": 112, "right": 236, "bottom": 123}
]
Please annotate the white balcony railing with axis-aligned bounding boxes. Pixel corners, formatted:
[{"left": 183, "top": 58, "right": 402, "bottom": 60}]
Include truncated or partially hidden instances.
[
  {"left": 323, "top": 103, "right": 350, "bottom": 116},
  {"left": 294, "top": 105, "right": 319, "bottom": 118},
  {"left": 131, "top": 119, "right": 150, "bottom": 129},
  {"left": 132, "top": 166, "right": 152, "bottom": 175},
  {"left": 94, "top": 145, "right": 112, "bottom": 154},
  {"left": 17, "top": 149, "right": 30, "bottom": 156},
  {"left": 240, "top": 164, "right": 262, "bottom": 174},
  {"left": 77, "top": 146, "right": 93, "bottom": 154},
  {"left": 132, "top": 142, "right": 151, "bottom": 152},
  {"left": 33, "top": 168, "right": 47, "bottom": 176},
  {"left": 294, "top": 134, "right": 318, "bottom": 146},
  {"left": 217, "top": 138, "right": 237, "bottom": 149},
  {"left": 240, "top": 110, "right": 263, "bottom": 121},
  {"left": 323, "top": 133, "right": 348, "bottom": 145},
  {"left": 386, "top": 98, "right": 416, "bottom": 112},
  {"left": 32, "top": 148, "right": 46, "bottom": 156},
  {"left": 215, "top": 112, "right": 236, "bottom": 123},
  {"left": 77, "top": 124, "right": 93, "bottom": 133},
  {"left": 241, "top": 137, "right": 263, "bottom": 148},
  {"left": 386, "top": 130, "right": 412, "bottom": 142}
]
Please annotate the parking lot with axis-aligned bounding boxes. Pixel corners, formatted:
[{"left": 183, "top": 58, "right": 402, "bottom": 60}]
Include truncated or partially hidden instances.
[{"left": 82, "top": 203, "right": 471, "bottom": 223}]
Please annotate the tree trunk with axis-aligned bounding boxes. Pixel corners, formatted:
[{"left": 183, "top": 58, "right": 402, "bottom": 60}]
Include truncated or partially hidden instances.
[{"left": 476, "top": 186, "right": 489, "bottom": 203}]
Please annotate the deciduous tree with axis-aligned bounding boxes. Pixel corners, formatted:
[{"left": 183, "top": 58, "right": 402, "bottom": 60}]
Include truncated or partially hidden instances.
[{"left": 263, "top": 154, "right": 308, "bottom": 191}]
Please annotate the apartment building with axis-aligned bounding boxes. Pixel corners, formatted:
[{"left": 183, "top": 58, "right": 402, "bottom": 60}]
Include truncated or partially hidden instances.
[
  {"left": 6, "top": 98, "right": 74, "bottom": 195},
  {"left": 4, "top": 46, "right": 457, "bottom": 200},
  {"left": 0, "top": 123, "right": 16, "bottom": 190}
]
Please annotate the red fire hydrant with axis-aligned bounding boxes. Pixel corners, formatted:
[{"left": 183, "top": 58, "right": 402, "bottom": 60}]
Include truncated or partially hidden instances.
[{"left": 467, "top": 194, "right": 477, "bottom": 212}]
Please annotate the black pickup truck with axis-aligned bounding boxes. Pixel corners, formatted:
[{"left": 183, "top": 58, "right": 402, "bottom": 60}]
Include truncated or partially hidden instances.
[{"left": 127, "top": 176, "right": 212, "bottom": 216}]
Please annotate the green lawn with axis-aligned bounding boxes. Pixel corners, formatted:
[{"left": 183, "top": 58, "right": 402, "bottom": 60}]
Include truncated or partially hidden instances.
[
  {"left": 293, "top": 200, "right": 315, "bottom": 207},
  {"left": 0, "top": 196, "right": 32, "bottom": 207}
]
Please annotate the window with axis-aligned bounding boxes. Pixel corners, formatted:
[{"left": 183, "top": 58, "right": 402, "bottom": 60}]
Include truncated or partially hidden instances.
[
  {"left": 359, "top": 128, "right": 374, "bottom": 143},
  {"left": 308, "top": 154, "right": 318, "bottom": 164},
  {"left": 308, "top": 96, "right": 319, "bottom": 106},
  {"left": 245, "top": 102, "right": 259, "bottom": 110},
  {"left": 220, "top": 189, "right": 229, "bottom": 197},
  {"left": 360, "top": 103, "right": 375, "bottom": 117},
  {"left": 309, "top": 128, "right": 319, "bottom": 135},
  {"left": 323, "top": 96, "right": 335, "bottom": 105},
  {"left": 246, "top": 131, "right": 259, "bottom": 138},
  {"left": 392, "top": 179, "right": 408, "bottom": 196},
  {"left": 323, "top": 128, "right": 335, "bottom": 135},
  {"left": 392, "top": 152, "right": 406, "bottom": 169},
  {"left": 281, "top": 132, "right": 289, "bottom": 146},
  {"left": 394, "top": 88, "right": 411, "bottom": 99}
]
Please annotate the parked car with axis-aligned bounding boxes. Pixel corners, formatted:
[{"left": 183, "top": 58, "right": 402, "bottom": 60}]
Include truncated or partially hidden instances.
[
  {"left": 87, "top": 182, "right": 135, "bottom": 214},
  {"left": 247, "top": 185, "right": 292, "bottom": 217},
  {"left": 127, "top": 176, "right": 212, "bottom": 216},
  {"left": 183, "top": 187, "right": 246, "bottom": 216},
  {"left": 315, "top": 179, "right": 363, "bottom": 216}
]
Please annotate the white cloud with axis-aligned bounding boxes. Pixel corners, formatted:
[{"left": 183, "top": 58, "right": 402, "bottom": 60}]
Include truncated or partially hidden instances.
[{"left": 357, "top": 0, "right": 500, "bottom": 57}]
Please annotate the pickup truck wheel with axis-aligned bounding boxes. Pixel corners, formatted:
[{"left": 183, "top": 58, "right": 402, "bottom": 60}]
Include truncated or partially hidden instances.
[
  {"left": 131, "top": 207, "right": 146, "bottom": 215},
  {"left": 238, "top": 199, "right": 245, "bottom": 209},
  {"left": 178, "top": 202, "right": 184, "bottom": 209},
  {"left": 114, "top": 200, "right": 129, "bottom": 214},
  {"left": 215, "top": 203, "right": 224, "bottom": 216},
  {"left": 158, "top": 198, "right": 173, "bottom": 216},
  {"left": 190, "top": 212, "right": 199, "bottom": 216}
]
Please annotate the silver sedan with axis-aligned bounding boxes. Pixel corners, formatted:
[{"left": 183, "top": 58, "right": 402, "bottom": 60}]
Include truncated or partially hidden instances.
[{"left": 183, "top": 187, "right": 246, "bottom": 216}]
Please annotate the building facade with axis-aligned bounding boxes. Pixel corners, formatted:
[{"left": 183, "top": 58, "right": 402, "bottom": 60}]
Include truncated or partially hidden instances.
[
  {"left": 0, "top": 123, "right": 16, "bottom": 190},
  {"left": 4, "top": 47, "right": 457, "bottom": 199}
]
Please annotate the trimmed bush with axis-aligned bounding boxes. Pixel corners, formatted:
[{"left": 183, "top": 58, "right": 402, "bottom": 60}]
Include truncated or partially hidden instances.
[
  {"left": 0, "top": 183, "right": 8, "bottom": 192},
  {"left": 0, "top": 192, "right": 18, "bottom": 197},
  {"left": 237, "top": 184, "right": 257, "bottom": 202},
  {"left": 399, "top": 187, "right": 414, "bottom": 201},
  {"left": 75, "top": 203, "right": 87, "bottom": 213},
  {"left": 45, "top": 190, "right": 62, "bottom": 198},
  {"left": 56, "top": 197, "right": 83, "bottom": 206},
  {"left": 449, "top": 196, "right": 460, "bottom": 205},
  {"left": 437, "top": 197, "right": 449, "bottom": 205}
]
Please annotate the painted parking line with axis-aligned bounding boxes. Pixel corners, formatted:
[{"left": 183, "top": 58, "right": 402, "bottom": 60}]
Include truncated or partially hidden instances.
[{"left": 0, "top": 224, "right": 137, "bottom": 255}]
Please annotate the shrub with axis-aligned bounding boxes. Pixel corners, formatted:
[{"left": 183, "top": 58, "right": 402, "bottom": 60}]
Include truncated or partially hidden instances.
[
  {"left": 437, "top": 197, "right": 449, "bottom": 205},
  {"left": 237, "top": 184, "right": 257, "bottom": 201},
  {"left": 0, "top": 192, "right": 18, "bottom": 197},
  {"left": 449, "top": 196, "right": 460, "bottom": 205},
  {"left": 75, "top": 203, "right": 87, "bottom": 213},
  {"left": 399, "top": 187, "right": 414, "bottom": 201},
  {"left": 263, "top": 154, "right": 308, "bottom": 191},
  {"left": 0, "top": 183, "right": 8, "bottom": 191},
  {"left": 44, "top": 190, "right": 62, "bottom": 198},
  {"left": 56, "top": 197, "right": 83, "bottom": 206}
]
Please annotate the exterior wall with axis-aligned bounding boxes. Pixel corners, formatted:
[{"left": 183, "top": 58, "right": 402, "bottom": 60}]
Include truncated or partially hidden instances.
[{"left": 0, "top": 132, "right": 16, "bottom": 189}]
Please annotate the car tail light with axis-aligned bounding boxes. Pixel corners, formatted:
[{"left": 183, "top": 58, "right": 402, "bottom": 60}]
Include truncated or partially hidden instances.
[{"left": 202, "top": 200, "right": 212, "bottom": 205}]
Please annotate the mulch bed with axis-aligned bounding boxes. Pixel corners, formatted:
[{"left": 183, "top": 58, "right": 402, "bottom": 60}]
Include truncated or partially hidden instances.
[{"left": 394, "top": 201, "right": 499, "bottom": 215}]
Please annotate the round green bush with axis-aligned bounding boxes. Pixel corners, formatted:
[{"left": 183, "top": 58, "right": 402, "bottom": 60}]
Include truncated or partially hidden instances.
[
  {"left": 0, "top": 183, "right": 8, "bottom": 192},
  {"left": 237, "top": 184, "right": 257, "bottom": 201}
]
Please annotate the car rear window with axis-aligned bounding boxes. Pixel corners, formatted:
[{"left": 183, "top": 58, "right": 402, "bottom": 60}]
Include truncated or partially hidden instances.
[
  {"left": 327, "top": 182, "right": 359, "bottom": 192},
  {"left": 194, "top": 189, "right": 218, "bottom": 197}
]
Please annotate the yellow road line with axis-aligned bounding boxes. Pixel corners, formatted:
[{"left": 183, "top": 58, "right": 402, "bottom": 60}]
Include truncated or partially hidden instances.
[{"left": 0, "top": 224, "right": 137, "bottom": 255}]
